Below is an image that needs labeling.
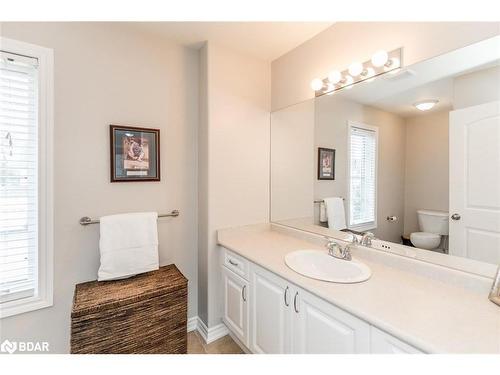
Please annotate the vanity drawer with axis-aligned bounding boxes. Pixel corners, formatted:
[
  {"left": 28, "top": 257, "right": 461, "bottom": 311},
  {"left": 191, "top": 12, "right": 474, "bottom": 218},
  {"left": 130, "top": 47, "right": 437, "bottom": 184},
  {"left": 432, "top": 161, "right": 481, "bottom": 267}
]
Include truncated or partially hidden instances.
[{"left": 223, "top": 248, "right": 249, "bottom": 280}]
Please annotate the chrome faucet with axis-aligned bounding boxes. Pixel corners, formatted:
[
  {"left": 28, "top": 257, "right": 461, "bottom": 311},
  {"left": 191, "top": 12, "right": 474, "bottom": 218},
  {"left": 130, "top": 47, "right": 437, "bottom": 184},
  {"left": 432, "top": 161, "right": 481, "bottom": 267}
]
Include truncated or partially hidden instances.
[
  {"left": 360, "top": 232, "right": 375, "bottom": 247},
  {"left": 325, "top": 237, "right": 352, "bottom": 261}
]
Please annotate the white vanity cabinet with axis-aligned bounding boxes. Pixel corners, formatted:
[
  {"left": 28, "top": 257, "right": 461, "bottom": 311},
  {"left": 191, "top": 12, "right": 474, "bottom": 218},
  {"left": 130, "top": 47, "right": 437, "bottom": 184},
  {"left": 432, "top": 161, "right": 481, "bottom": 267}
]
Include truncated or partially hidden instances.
[
  {"left": 222, "top": 266, "right": 249, "bottom": 347},
  {"left": 370, "top": 326, "right": 423, "bottom": 354},
  {"left": 249, "top": 264, "right": 292, "bottom": 353},
  {"left": 248, "top": 263, "right": 370, "bottom": 354},
  {"left": 292, "top": 288, "right": 370, "bottom": 353},
  {"left": 221, "top": 247, "right": 424, "bottom": 354}
]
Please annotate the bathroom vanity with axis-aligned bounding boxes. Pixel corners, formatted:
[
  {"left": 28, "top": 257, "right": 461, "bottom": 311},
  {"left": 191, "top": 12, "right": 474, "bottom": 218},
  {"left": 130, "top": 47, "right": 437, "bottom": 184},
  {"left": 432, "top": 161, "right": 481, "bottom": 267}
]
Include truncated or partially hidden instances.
[{"left": 218, "top": 224, "right": 500, "bottom": 354}]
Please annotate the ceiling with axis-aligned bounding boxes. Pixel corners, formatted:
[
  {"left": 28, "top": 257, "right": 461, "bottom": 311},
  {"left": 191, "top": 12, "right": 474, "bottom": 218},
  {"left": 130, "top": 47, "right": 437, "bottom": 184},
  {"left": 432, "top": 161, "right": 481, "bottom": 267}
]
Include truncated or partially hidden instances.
[
  {"left": 131, "top": 22, "right": 333, "bottom": 61},
  {"left": 369, "top": 78, "right": 454, "bottom": 117}
]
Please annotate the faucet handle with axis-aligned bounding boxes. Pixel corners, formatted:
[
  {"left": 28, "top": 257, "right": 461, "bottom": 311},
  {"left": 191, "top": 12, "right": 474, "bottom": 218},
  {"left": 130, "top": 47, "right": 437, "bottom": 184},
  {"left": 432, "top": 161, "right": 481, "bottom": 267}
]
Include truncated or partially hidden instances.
[
  {"left": 361, "top": 232, "right": 375, "bottom": 246},
  {"left": 325, "top": 239, "right": 340, "bottom": 255}
]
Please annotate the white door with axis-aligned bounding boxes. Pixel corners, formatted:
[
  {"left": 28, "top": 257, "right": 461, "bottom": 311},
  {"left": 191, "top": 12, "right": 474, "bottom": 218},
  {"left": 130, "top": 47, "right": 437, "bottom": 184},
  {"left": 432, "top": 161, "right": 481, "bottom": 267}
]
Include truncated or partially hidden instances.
[
  {"left": 249, "top": 264, "right": 291, "bottom": 354},
  {"left": 449, "top": 101, "right": 500, "bottom": 264},
  {"left": 222, "top": 268, "right": 249, "bottom": 346},
  {"left": 292, "top": 289, "right": 370, "bottom": 354},
  {"left": 370, "top": 327, "right": 423, "bottom": 354}
]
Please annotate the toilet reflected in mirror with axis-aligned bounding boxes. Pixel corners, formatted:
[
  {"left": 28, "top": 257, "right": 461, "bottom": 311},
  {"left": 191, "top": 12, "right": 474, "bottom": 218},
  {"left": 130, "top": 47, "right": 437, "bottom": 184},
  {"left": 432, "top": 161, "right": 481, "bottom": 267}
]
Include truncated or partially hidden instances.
[{"left": 409, "top": 210, "right": 448, "bottom": 252}]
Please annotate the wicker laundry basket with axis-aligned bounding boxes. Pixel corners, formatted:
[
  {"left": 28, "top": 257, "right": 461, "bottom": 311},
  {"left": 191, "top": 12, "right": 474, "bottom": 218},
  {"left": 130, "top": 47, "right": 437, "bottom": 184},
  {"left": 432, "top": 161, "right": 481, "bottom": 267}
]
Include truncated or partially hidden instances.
[{"left": 71, "top": 264, "right": 187, "bottom": 354}]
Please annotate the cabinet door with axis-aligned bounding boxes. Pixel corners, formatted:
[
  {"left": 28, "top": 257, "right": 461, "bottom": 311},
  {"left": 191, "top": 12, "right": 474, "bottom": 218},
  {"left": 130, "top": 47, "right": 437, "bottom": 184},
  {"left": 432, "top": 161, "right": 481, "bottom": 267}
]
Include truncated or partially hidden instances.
[
  {"left": 370, "top": 327, "right": 423, "bottom": 354},
  {"left": 222, "top": 268, "right": 249, "bottom": 347},
  {"left": 250, "top": 264, "right": 292, "bottom": 354},
  {"left": 292, "top": 289, "right": 370, "bottom": 354}
]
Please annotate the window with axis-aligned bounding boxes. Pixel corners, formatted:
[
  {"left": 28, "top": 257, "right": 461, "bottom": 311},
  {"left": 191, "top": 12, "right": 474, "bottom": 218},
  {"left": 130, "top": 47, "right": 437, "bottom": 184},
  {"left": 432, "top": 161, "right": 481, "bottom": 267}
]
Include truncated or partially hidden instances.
[
  {"left": 348, "top": 121, "right": 378, "bottom": 231},
  {"left": 0, "top": 38, "right": 53, "bottom": 318}
]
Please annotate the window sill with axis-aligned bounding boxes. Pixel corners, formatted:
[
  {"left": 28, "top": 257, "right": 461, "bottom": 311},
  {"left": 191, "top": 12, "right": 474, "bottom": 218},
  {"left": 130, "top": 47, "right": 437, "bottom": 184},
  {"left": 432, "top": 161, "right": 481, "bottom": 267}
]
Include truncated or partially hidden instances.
[
  {"left": 348, "top": 223, "right": 377, "bottom": 233},
  {"left": 0, "top": 295, "right": 53, "bottom": 319}
]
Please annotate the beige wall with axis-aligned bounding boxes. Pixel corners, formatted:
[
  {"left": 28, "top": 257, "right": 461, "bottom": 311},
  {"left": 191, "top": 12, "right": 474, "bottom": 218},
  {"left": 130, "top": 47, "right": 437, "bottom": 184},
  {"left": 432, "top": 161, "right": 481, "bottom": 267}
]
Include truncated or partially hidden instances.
[
  {"left": 0, "top": 23, "right": 199, "bottom": 353},
  {"left": 199, "top": 43, "right": 270, "bottom": 327},
  {"left": 271, "top": 22, "right": 500, "bottom": 110},
  {"left": 403, "top": 110, "right": 450, "bottom": 235}
]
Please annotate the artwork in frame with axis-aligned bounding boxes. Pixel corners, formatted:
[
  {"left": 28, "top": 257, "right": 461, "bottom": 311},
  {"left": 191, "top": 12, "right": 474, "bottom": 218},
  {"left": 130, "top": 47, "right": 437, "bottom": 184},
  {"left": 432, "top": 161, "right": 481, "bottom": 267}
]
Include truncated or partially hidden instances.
[
  {"left": 110, "top": 125, "right": 160, "bottom": 182},
  {"left": 318, "top": 147, "right": 335, "bottom": 180}
]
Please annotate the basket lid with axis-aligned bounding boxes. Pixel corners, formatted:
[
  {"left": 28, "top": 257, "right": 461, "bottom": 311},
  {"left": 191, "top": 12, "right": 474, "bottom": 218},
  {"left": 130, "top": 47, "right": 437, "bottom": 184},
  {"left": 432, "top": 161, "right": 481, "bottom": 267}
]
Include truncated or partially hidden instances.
[{"left": 71, "top": 264, "right": 187, "bottom": 318}]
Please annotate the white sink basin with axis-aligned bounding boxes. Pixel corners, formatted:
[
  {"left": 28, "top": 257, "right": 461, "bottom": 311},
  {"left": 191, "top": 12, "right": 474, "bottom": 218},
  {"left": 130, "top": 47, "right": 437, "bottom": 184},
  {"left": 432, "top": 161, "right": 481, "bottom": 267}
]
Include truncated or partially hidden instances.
[{"left": 285, "top": 250, "right": 371, "bottom": 283}]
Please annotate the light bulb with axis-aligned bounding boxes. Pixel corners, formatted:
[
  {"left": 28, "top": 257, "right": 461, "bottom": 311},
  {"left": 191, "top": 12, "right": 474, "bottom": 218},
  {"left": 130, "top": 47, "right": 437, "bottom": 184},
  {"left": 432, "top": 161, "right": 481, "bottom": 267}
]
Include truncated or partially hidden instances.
[
  {"left": 328, "top": 70, "right": 342, "bottom": 84},
  {"left": 348, "top": 62, "right": 363, "bottom": 77},
  {"left": 414, "top": 100, "right": 438, "bottom": 111},
  {"left": 310, "top": 78, "right": 324, "bottom": 91},
  {"left": 371, "top": 50, "right": 389, "bottom": 67}
]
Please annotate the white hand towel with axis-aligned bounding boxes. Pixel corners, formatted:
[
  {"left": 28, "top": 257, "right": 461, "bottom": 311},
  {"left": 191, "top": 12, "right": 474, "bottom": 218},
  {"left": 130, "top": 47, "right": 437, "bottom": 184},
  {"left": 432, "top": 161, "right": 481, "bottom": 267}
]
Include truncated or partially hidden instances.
[
  {"left": 323, "top": 197, "right": 347, "bottom": 231},
  {"left": 98, "top": 212, "right": 159, "bottom": 281},
  {"left": 319, "top": 202, "right": 328, "bottom": 223}
]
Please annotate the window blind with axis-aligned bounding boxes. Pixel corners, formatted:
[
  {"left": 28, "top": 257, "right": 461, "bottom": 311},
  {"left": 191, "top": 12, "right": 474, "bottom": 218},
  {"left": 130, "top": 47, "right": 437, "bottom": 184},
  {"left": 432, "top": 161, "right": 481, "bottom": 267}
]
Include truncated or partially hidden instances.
[
  {"left": 0, "top": 51, "right": 39, "bottom": 303},
  {"left": 349, "top": 125, "right": 377, "bottom": 229}
]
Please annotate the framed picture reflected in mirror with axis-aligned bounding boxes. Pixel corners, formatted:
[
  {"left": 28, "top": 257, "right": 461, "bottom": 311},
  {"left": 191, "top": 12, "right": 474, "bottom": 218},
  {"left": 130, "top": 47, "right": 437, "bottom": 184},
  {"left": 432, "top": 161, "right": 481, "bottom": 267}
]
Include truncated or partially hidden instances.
[{"left": 318, "top": 147, "right": 335, "bottom": 180}]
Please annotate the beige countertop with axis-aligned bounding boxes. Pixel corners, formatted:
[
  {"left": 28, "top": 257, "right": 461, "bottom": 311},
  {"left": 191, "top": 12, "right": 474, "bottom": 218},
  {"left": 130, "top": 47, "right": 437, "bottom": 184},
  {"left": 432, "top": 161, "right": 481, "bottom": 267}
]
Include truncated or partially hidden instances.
[{"left": 217, "top": 224, "right": 500, "bottom": 354}]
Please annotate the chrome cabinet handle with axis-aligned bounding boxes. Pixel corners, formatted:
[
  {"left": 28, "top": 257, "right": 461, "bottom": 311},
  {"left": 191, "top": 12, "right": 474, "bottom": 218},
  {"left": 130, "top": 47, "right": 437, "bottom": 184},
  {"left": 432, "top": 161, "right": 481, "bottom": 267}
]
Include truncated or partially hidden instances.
[
  {"left": 242, "top": 285, "right": 247, "bottom": 302},
  {"left": 451, "top": 213, "right": 461, "bottom": 221},
  {"left": 284, "top": 286, "right": 290, "bottom": 306},
  {"left": 228, "top": 259, "right": 238, "bottom": 266},
  {"left": 293, "top": 292, "right": 299, "bottom": 313}
]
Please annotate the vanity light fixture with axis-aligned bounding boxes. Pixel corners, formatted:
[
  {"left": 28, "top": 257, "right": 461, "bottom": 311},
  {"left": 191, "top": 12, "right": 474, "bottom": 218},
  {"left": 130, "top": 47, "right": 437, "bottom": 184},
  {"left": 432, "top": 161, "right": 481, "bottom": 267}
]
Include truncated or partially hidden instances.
[
  {"left": 371, "top": 50, "right": 389, "bottom": 67},
  {"left": 311, "top": 47, "right": 403, "bottom": 97},
  {"left": 343, "top": 75, "right": 354, "bottom": 89},
  {"left": 348, "top": 62, "right": 364, "bottom": 77},
  {"left": 327, "top": 70, "right": 342, "bottom": 84},
  {"left": 385, "top": 57, "right": 401, "bottom": 72},
  {"left": 414, "top": 99, "right": 439, "bottom": 111},
  {"left": 310, "top": 78, "right": 324, "bottom": 91}
]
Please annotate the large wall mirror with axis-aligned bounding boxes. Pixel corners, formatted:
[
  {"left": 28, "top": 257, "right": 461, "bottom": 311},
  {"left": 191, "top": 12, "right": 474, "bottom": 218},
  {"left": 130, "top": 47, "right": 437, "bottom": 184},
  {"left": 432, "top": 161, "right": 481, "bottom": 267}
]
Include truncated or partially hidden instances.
[{"left": 271, "top": 36, "right": 500, "bottom": 267}]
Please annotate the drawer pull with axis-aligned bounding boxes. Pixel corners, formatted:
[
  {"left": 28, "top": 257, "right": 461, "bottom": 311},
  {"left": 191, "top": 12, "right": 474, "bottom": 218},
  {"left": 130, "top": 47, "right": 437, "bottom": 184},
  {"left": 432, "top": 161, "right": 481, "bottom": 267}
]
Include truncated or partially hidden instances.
[
  {"left": 284, "top": 286, "right": 290, "bottom": 306},
  {"left": 242, "top": 285, "right": 247, "bottom": 302},
  {"left": 228, "top": 259, "right": 239, "bottom": 267},
  {"left": 293, "top": 292, "right": 299, "bottom": 313}
]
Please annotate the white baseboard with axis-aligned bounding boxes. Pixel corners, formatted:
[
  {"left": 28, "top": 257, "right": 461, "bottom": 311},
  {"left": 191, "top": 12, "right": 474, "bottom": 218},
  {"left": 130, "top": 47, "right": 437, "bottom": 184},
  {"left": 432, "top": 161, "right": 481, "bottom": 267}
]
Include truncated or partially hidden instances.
[
  {"left": 187, "top": 316, "right": 198, "bottom": 332},
  {"left": 227, "top": 330, "right": 251, "bottom": 354},
  {"left": 187, "top": 316, "right": 229, "bottom": 344}
]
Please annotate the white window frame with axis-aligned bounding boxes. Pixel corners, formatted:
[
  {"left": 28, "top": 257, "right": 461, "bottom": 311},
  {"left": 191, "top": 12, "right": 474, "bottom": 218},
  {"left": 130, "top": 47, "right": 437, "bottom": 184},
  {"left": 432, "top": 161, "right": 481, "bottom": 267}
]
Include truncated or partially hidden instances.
[
  {"left": 0, "top": 37, "right": 54, "bottom": 318},
  {"left": 346, "top": 120, "right": 378, "bottom": 232}
]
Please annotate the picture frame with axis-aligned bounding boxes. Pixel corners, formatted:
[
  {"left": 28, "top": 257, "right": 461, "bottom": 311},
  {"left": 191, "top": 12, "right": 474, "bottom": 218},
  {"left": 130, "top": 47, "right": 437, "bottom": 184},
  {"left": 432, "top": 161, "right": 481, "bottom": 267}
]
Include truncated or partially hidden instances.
[
  {"left": 110, "top": 125, "right": 160, "bottom": 182},
  {"left": 318, "top": 147, "right": 335, "bottom": 180}
]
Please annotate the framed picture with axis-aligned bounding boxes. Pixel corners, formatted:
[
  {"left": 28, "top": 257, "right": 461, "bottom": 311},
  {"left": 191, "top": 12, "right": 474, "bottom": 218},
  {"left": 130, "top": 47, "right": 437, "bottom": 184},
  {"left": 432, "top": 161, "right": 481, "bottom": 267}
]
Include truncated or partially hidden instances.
[
  {"left": 110, "top": 125, "right": 160, "bottom": 182},
  {"left": 318, "top": 147, "right": 335, "bottom": 180}
]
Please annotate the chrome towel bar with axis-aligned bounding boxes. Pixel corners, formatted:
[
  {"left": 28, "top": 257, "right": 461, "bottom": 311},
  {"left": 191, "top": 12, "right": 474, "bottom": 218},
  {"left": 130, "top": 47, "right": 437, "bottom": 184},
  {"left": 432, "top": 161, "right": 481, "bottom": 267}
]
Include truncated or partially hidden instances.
[
  {"left": 79, "top": 210, "right": 180, "bottom": 226},
  {"left": 314, "top": 198, "right": 344, "bottom": 203}
]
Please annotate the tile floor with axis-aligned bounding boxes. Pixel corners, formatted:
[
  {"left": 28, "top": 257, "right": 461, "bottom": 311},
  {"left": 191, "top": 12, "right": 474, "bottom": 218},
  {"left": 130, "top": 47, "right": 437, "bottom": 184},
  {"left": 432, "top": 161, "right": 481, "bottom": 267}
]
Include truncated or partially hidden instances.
[{"left": 187, "top": 331, "right": 244, "bottom": 354}]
